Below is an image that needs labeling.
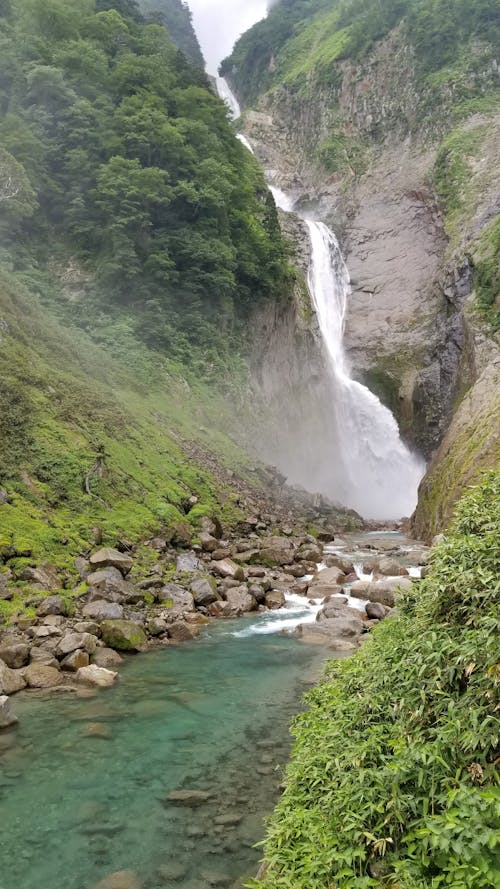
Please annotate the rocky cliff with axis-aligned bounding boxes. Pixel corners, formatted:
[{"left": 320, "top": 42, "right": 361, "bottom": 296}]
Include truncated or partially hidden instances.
[{"left": 225, "top": 0, "right": 500, "bottom": 536}]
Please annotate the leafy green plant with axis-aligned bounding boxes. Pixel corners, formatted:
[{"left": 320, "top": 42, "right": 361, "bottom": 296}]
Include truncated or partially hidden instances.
[{"left": 251, "top": 473, "right": 500, "bottom": 888}]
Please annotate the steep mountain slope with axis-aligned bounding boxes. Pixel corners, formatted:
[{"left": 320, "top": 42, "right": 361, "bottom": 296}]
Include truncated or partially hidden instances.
[
  {"left": 223, "top": 0, "right": 500, "bottom": 536},
  {"left": 139, "top": 0, "right": 205, "bottom": 67}
]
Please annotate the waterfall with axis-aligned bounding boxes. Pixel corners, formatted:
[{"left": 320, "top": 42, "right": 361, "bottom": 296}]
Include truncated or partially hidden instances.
[
  {"left": 216, "top": 77, "right": 241, "bottom": 119},
  {"left": 217, "top": 81, "right": 425, "bottom": 519}
]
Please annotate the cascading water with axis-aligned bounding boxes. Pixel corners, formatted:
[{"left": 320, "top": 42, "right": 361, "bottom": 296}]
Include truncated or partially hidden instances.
[
  {"left": 217, "top": 80, "right": 425, "bottom": 519},
  {"left": 216, "top": 76, "right": 241, "bottom": 119}
]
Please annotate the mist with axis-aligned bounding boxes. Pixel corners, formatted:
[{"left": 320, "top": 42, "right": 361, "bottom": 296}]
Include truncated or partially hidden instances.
[{"left": 186, "top": 0, "right": 268, "bottom": 73}]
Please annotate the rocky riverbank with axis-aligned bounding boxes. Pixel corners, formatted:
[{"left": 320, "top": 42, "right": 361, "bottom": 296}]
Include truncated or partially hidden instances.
[{"left": 0, "top": 491, "right": 430, "bottom": 730}]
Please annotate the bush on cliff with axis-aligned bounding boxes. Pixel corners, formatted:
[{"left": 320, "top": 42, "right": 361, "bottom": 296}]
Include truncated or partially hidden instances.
[{"left": 252, "top": 473, "right": 500, "bottom": 888}]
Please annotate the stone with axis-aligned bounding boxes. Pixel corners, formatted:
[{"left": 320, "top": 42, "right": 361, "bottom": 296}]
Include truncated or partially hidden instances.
[
  {"left": 167, "top": 789, "right": 211, "bottom": 807},
  {"left": 223, "top": 587, "right": 257, "bottom": 614},
  {"left": 157, "top": 862, "right": 189, "bottom": 882},
  {"left": 297, "top": 544, "right": 323, "bottom": 562},
  {"left": 208, "top": 600, "right": 233, "bottom": 618},
  {"left": 296, "top": 622, "right": 359, "bottom": 650},
  {"left": 309, "top": 566, "right": 346, "bottom": 592},
  {"left": 75, "top": 556, "right": 90, "bottom": 579},
  {"left": 199, "top": 532, "right": 219, "bottom": 552},
  {"left": 36, "top": 595, "right": 68, "bottom": 617},
  {"left": 248, "top": 583, "right": 266, "bottom": 603},
  {"left": 0, "top": 659, "right": 27, "bottom": 695},
  {"left": 190, "top": 577, "right": 219, "bottom": 606},
  {"left": 211, "top": 559, "right": 245, "bottom": 581},
  {"left": 61, "top": 649, "right": 90, "bottom": 672},
  {"left": 247, "top": 566, "right": 266, "bottom": 578},
  {"left": 260, "top": 537, "right": 295, "bottom": 566},
  {"left": 325, "top": 554, "right": 355, "bottom": 574},
  {"left": 100, "top": 620, "right": 146, "bottom": 652},
  {"left": 89, "top": 548, "right": 133, "bottom": 576},
  {"left": 170, "top": 522, "right": 193, "bottom": 547},
  {"left": 377, "top": 558, "right": 409, "bottom": 577},
  {"left": 24, "top": 664, "right": 62, "bottom": 689},
  {"left": 77, "top": 665, "right": 117, "bottom": 688},
  {"left": 86, "top": 566, "right": 125, "bottom": 589},
  {"left": 29, "top": 648, "right": 59, "bottom": 668},
  {"left": 0, "top": 695, "right": 18, "bottom": 729},
  {"left": 56, "top": 633, "right": 98, "bottom": 657},
  {"left": 366, "top": 602, "right": 386, "bottom": 620},
  {"left": 156, "top": 583, "right": 195, "bottom": 615},
  {"left": 265, "top": 590, "right": 286, "bottom": 609},
  {"left": 92, "top": 648, "right": 124, "bottom": 668},
  {"left": 82, "top": 601, "right": 124, "bottom": 622},
  {"left": 175, "top": 551, "right": 201, "bottom": 573},
  {"left": 167, "top": 621, "right": 200, "bottom": 642},
  {"left": 201, "top": 515, "right": 223, "bottom": 539},
  {"left": 22, "top": 566, "right": 61, "bottom": 591},
  {"left": 350, "top": 580, "right": 371, "bottom": 598},
  {"left": 0, "top": 643, "right": 30, "bottom": 669},
  {"left": 74, "top": 621, "right": 101, "bottom": 636},
  {"left": 92, "top": 871, "right": 142, "bottom": 889},
  {"left": 365, "top": 578, "right": 412, "bottom": 607},
  {"left": 232, "top": 549, "right": 261, "bottom": 565},
  {"left": 147, "top": 618, "right": 168, "bottom": 636}
]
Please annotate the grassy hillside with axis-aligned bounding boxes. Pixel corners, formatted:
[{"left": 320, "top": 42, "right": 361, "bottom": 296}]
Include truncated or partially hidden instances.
[{"left": 252, "top": 473, "right": 500, "bottom": 888}]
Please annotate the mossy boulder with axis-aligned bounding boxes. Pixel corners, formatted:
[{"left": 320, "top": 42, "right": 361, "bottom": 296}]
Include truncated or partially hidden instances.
[{"left": 100, "top": 620, "right": 147, "bottom": 652}]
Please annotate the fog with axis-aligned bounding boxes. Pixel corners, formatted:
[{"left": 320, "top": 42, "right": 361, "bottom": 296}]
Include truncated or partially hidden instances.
[{"left": 186, "top": 0, "right": 268, "bottom": 73}]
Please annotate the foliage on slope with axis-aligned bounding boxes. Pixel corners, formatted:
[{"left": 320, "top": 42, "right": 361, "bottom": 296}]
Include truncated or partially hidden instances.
[
  {"left": 251, "top": 474, "right": 500, "bottom": 889},
  {"left": 139, "top": 0, "right": 204, "bottom": 67},
  {"left": 222, "top": 0, "right": 499, "bottom": 107},
  {"left": 0, "top": 0, "right": 290, "bottom": 366}
]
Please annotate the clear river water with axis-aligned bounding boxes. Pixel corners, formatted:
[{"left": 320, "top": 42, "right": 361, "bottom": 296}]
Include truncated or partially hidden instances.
[{"left": 0, "top": 613, "right": 328, "bottom": 889}]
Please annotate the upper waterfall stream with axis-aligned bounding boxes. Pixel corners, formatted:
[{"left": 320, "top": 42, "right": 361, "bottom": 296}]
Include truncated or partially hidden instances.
[{"left": 218, "top": 79, "right": 425, "bottom": 520}]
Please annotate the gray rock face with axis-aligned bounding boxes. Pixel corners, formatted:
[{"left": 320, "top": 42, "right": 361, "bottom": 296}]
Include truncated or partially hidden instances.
[
  {"left": 0, "top": 695, "right": 18, "bottom": 729},
  {"left": 82, "top": 601, "right": 124, "bottom": 622},
  {"left": 157, "top": 584, "right": 195, "bottom": 615},
  {"left": 260, "top": 537, "right": 295, "bottom": 566},
  {"left": 89, "top": 548, "right": 133, "bottom": 576},
  {"left": 0, "top": 659, "right": 27, "bottom": 695},
  {"left": 37, "top": 595, "right": 68, "bottom": 617},
  {"left": 22, "top": 566, "right": 61, "bottom": 591}
]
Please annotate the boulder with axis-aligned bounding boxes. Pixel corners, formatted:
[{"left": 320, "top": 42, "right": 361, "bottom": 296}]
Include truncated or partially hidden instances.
[
  {"left": 147, "top": 617, "right": 168, "bottom": 637},
  {"left": 0, "top": 695, "right": 18, "bottom": 729},
  {"left": 297, "top": 544, "right": 323, "bottom": 563},
  {"left": 190, "top": 577, "right": 219, "bottom": 607},
  {"left": 56, "top": 633, "right": 98, "bottom": 658},
  {"left": 100, "top": 620, "right": 146, "bottom": 652},
  {"left": 61, "top": 649, "right": 90, "bottom": 672},
  {"left": 315, "top": 611, "right": 364, "bottom": 638},
  {"left": 21, "top": 566, "right": 61, "bottom": 591},
  {"left": 77, "top": 665, "right": 118, "bottom": 688},
  {"left": 92, "top": 648, "right": 124, "bottom": 668},
  {"left": 24, "top": 664, "right": 62, "bottom": 689},
  {"left": 92, "top": 872, "right": 142, "bottom": 889},
  {"left": 265, "top": 590, "right": 286, "bottom": 609},
  {"left": 296, "top": 623, "right": 359, "bottom": 651},
  {"left": 377, "top": 558, "right": 409, "bottom": 577},
  {"left": 349, "top": 581, "right": 371, "bottom": 599},
  {"left": 248, "top": 583, "right": 266, "bottom": 604},
  {"left": 232, "top": 549, "right": 261, "bottom": 565},
  {"left": 89, "top": 548, "right": 133, "bottom": 576},
  {"left": 167, "top": 621, "right": 200, "bottom": 642},
  {"left": 0, "top": 643, "right": 30, "bottom": 669},
  {"left": 325, "top": 554, "right": 355, "bottom": 574},
  {"left": 208, "top": 600, "right": 233, "bottom": 618},
  {"left": 366, "top": 602, "right": 387, "bottom": 620},
  {"left": 167, "top": 789, "right": 211, "bottom": 807},
  {"left": 224, "top": 587, "right": 257, "bottom": 614},
  {"left": 310, "top": 566, "right": 346, "bottom": 589},
  {"left": 74, "top": 621, "right": 101, "bottom": 636},
  {"left": 211, "top": 559, "right": 245, "bottom": 581},
  {"left": 175, "top": 551, "right": 201, "bottom": 573},
  {"left": 170, "top": 522, "right": 193, "bottom": 547},
  {"left": 86, "top": 566, "right": 125, "bottom": 590},
  {"left": 156, "top": 584, "right": 195, "bottom": 615},
  {"left": 260, "top": 537, "right": 295, "bottom": 566},
  {"left": 199, "top": 532, "right": 219, "bottom": 553},
  {"left": 29, "top": 648, "right": 59, "bottom": 668},
  {"left": 82, "top": 601, "right": 124, "bottom": 622},
  {"left": 37, "top": 595, "right": 68, "bottom": 617},
  {"left": 365, "top": 578, "right": 412, "bottom": 607},
  {"left": 0, "top": 659, "right": 27, "bottom": 695}
]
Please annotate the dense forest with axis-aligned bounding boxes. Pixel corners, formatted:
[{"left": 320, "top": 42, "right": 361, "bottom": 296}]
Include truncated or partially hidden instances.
[
  {"left": 139, "top": 0, "right": 205, "bottom": 68},
  {"left": 221, "top": 0, "right": 500, "bottom": 105},
  {"left": 0, "top": 0, "right": 290, "bottom": 365}
]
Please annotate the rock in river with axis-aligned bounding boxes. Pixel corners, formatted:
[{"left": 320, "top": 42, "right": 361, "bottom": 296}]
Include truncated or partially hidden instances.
[
  {"left": 0, "top": 659, "right": 27, "bottom": 695},
  {"left": 77, "top": 665, "right": 118, "bottom": 688},
  {"left": 100, "top": 620, "right": 147, "bottom": 652},
  {"left": 92, "top": 871, "right": 143, "bottom": 889},
  {"left": 0, "top": 694, "right": 18, "bottom": 729},
  {"left": 0, "top": 642, "right": 30, "bottom": 669},
  {"left": 24, "top": 664, "right": 62, "bottom": 689}
]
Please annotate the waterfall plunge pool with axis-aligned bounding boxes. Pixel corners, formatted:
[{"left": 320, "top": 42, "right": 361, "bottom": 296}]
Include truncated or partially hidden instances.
[{"left": 0, "top": 619, "right": 329, "bottom": 889}]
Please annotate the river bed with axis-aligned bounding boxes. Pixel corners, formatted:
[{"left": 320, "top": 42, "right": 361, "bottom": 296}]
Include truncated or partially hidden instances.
[{"left": 0, "top": 614, "right": 328, "bottom": 889}]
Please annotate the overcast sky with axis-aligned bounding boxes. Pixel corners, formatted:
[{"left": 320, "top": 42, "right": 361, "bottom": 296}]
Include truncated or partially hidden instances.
[{"left": 186, "top": 0, "right": 268, "bottom": 74}]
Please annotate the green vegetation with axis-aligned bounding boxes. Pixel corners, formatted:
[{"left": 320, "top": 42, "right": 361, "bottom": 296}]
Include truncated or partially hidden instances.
[
  {"left": 252, "top": 474, "right": 500, "bottom": 888},
  {"left": 0, "top": 0, "right": 290, "bottom": 366},
  {"left": 474, "top": 218, "right": 500, "bottom": 332},
  {"left": 138, "top": 0, "right": 204, "bottom": 67}
]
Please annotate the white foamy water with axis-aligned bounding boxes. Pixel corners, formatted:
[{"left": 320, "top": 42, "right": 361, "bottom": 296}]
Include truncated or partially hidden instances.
[
  {"left": 232, "top": 593, "right": 323, "bottom": 638},
  {"left": 236, "top": 133, "right": 254, "bottom": 153},
  {"left": 216, "top": 76, "right": 241, "bottom": 119},
  {"left": 216, "top": 79, "right": 425, "bottom": 520}
]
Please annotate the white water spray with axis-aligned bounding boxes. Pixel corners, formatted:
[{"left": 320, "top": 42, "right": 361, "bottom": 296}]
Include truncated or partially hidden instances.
[
  {"left": 216, "top": 76, "right": 241, "bottom": 119},
  {"left": 217, "top": 80, "right": 425, "bottom": 520}
]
